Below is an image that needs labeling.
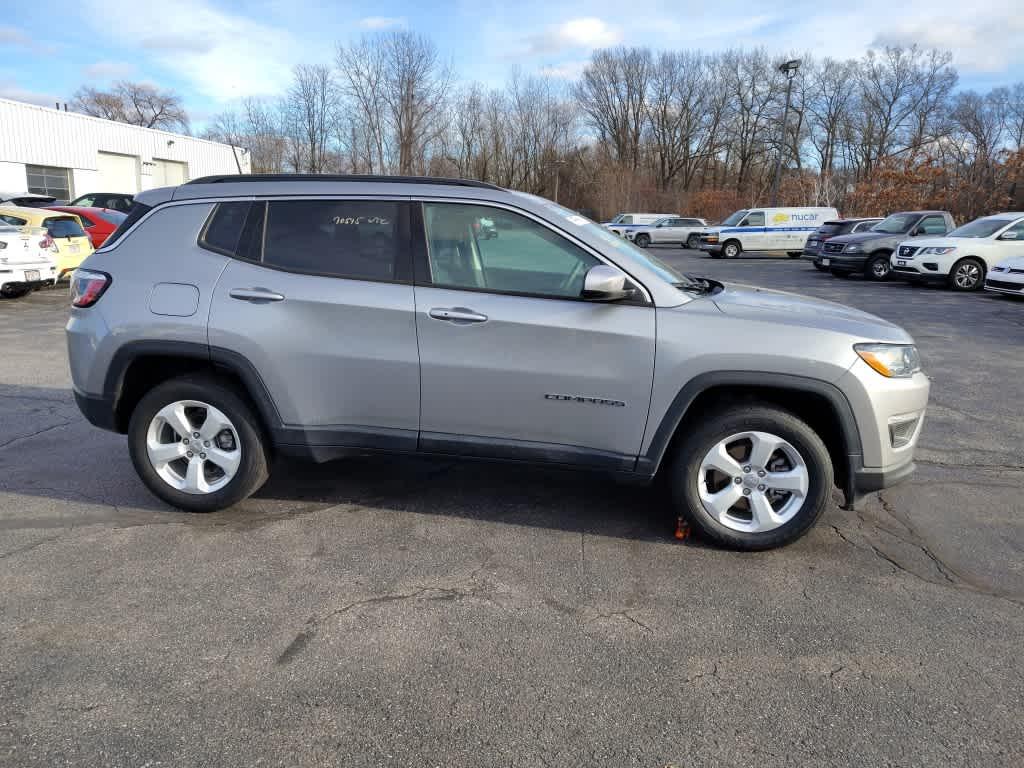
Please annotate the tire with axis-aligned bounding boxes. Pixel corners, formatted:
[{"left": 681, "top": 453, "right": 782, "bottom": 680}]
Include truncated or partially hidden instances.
[
  {"left": 667, "top": 404, "right": 834, "bottom": 550},
  {"left": 813, "top": 263, "right": 829, "bottom": 272},
  {"left": 865, "top": 253, "right": 892, "bottom": 281},
  {"left": 830, "top": 268, "right": 850, "bottom": 278},
  {"left": 128, "top": 375, "right": 270, "bottom": 512},
  {"left": 686, "top": 234, "right": 701, "bottom": 249},
  {"left": 635, "top": 233, "right": 651, "bottom": 248},
  {"left": 787, "top": 252, "right": 802, "bottom": 258},
  {"left": 0, "top": 286, "right": 32, "bottom": 299},
  {"left": 722, "top": 240, "right": 742, "bottom": 259},
  {"left": 948, "top": 257, "right": 985, "bottom": 291}
]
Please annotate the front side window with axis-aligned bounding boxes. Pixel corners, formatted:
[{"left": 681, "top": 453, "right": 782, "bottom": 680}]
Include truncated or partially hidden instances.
[
  {"left": 26, "top": 165, "right": 72, "bottom": 200},
  {"left": 1000, "top": 219, "right": 1024, "bottom": 240},
  {"left": 75, "top": 196, "right": 95, "bottom": 207},
  {"left": 263, "top": 200, "right": 403, "bottom": 281},
  {"left": 619, "top": 215, "right": 634, "bottom": 224},
  {"left": 423, "top": 203, "right": 599, "bottom": 299},
  {"left": 742, "top": 211, "right": 765, "bottom": 227},
  {"left": 873, "top": 213, "right": 917, "bottom": 234},
  {"left": 721, "top": 209, "right": 748, "bottom": 226}
]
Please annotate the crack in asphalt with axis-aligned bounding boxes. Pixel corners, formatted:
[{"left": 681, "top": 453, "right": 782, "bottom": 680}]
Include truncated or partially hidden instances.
[
  {"left": 276, "top": 554, "right": 497, "bottom": 665},
  {"left": 587, "top": 610, "right": 655, "bottom": 635},
  {"left": 917, "top": 458, "right": 1024, "bottom": 472},
  {"left": 0, "top": 534, "right": 62, "bottom": 560},
  {"left": 832, "top": 498, "right": 1024, "bottom": 607},
  {"left": 0, "top": 420, "right": 75, "bottom": 450}
]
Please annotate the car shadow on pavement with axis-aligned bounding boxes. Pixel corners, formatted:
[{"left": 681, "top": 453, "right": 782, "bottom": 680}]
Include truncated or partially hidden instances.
[{"left": 1, "top": 383, "right": 691, "bottom": 544}]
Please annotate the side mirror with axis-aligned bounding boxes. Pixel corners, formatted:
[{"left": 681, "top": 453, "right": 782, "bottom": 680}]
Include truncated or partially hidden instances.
[
  {"left": 582, "top": 265, "right": 635, "bottom": 302},
  {"left": 1000, "top": 231, "right": 1019, "bottom": 240}
]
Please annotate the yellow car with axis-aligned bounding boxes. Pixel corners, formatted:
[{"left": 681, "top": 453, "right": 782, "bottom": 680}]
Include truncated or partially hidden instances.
[{"left": 0, "top": 205, "right": 94, "bottom": 279}]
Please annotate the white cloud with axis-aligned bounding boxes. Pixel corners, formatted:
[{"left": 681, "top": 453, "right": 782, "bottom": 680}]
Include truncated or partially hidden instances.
[
  {"left": 81, "top": 0, "right": 301, "bottom": 103},
  {"left": 0, "top": 25, "right": 31, "bottom": 47},
  {"left": 538, "top": 61, "right": 588, "bottom": 80},
  {"left": 359, "top": 16, "right": 406, "bottom": 30},
  {"left": 0, "top": 79, "right": 62, "bottom": 108},
  {"left": 83, "top": 60, "right": 136, "bottom": 80},
  {"left": 527, "top": 17, "right": 621, "bottom": 55},
  {"left": 872, "top": 14, "right": 1024, "bottom": 73}
]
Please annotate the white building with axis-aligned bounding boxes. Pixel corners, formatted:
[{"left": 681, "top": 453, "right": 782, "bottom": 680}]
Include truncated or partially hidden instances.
[{"left": 0, "top": 98, "right": 249, "bottom": 201}]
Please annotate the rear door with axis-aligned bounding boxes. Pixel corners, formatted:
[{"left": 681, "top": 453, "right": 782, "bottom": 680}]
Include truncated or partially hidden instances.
[
  {"left": 207, "top": 198, "right": 420, "bottom": 451},
  {"left": 656, "top": 217, "right": 686, "bottom": 243},
  {"left": 411, "top": 201, "right": 656, "bottom": 468}
]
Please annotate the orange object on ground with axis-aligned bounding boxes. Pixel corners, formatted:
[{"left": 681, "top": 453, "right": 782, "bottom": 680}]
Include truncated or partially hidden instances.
[{"left": 674, "top": 517, "right": 689, "bottom": 540}]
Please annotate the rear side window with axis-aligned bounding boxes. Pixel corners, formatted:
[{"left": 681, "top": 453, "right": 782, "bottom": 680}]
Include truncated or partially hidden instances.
[
  {"left": 102, "top": 201, "right": 152, "bottom": 248},
  {"left": 201, "top": 201, "right": 251, "bottom": 255},
  {"left": 262, "top": 200, "right": 405, "bottom": 282},
  {"left": 44, "top": 216, "right": 86, "bottom": 238},
  {"left": 0, "top": 214, "right": 27, "bottom": 226},
  {"left": 97, "top": 210, "right": 127, "bottom": 227}
]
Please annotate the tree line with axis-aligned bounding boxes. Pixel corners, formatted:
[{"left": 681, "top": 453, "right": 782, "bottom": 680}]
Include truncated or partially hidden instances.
[{"left": 74, "top": 33, "right": 1024, "bottom": 222}]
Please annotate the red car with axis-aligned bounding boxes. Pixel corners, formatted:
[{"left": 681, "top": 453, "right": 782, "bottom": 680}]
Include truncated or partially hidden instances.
[{"left": 45, "top": 206, "right": 127, "bottom": 249}]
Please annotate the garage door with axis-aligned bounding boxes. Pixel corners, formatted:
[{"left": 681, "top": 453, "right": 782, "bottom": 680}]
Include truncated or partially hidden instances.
[
  {"left": 96, "top": 152, "right": 139, "bottom": 193},
  {"left": 152, "top": 159, "right": 188, "bottom": 187}
]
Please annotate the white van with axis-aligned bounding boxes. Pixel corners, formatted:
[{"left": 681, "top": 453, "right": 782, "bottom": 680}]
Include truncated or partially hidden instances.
[
  {"left": 699, "top": 207, "right": 839, "bottom": 258},
  {"left": 604, "top": 212, "right": 677, "bottom": 236}
]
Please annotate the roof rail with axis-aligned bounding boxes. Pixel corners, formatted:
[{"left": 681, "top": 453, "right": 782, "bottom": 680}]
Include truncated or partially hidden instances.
[{"left": 185, "top": 173, "right": 503, "bottom": 190}]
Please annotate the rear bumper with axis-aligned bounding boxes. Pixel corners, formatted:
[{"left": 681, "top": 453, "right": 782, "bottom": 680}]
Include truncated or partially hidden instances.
[
  {"left": 0, "top": 263, "right": 58, "bottom": 289},
  {"left": 73, "top": 388, "right": 119, "bottom": 432},
  {"left": 820, "top": 254, "right": 867, "bottom": 271}
]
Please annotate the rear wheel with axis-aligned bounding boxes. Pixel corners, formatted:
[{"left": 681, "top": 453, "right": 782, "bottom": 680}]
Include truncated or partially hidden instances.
[
  {"left": 722, "top": 240, "right": 742, "bottom": 259},
  {"left": 635, "top": 233, "right": 651, "bottom": 248},
  {"left": 949, "top": 257, "right": 984, "bottom": 291},
  {"left": 128, "top": 375, "right": 270, "bottom": 512},
  {"left": 0, "top": 286, "right": 32, "bottom": 299},
  {"left": 686, "top": 234, "right": 701, "bottom": 249},
  {"left": 865, "top": 253, "right": 892, "bottom": 281},
  {"left": 668, "top": 405, "right": 833, "bottom": 550}
]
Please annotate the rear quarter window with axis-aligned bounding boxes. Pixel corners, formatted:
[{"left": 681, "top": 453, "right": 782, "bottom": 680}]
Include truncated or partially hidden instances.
[{"left": 101, "top": 201, "right": 152, "bottom": 248}]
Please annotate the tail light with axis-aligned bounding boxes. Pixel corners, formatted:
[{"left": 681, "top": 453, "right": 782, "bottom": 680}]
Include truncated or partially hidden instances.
[
  {"left": 40, "top": 233, "right": 57, "bottom": 252},
  {"left": 70, "top": 269, "right": 111, "bottom": 308}
]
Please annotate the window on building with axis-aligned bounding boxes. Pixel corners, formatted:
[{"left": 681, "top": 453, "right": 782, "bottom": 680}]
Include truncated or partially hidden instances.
[{"left": 26, "top": 165, "right": 73, "bottom": 201}]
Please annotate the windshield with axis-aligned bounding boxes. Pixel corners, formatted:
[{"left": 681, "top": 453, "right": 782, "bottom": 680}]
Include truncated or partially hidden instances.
[
  {"left": 872, "top": 213, "right": 918, "bottom": 234},
  {"left": 609, "top": 214, "right": 625, "bottom": 224},
  {"left": 43, "top": 216, "right": 86, "bottom": 238},
  {"left": 720, "top": 209, "right": 748, "bottom": 226},
  {"left": 947, "top": 218, "right": 1014, "bottom": 238},
  {"left": 512, "top": 192, "right": 694, "bottom": 288}
]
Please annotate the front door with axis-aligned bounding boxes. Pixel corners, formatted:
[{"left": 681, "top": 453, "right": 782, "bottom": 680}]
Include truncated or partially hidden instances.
[
  {"left": 207, "top": 198, "right": 420, "bottom": 450},
  {"left": 412, "top": 201, "right": 656, "bottom": 469}
]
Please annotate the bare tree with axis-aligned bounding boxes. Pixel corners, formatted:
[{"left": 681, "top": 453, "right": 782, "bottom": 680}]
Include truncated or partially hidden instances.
[
  {"left": 283, "top": 65, "right": 337, "bottom": 173},
  {"left": 71, "top": 81, "right": 190, "bottom": 132},
  {"left": 575, "top": 48, "right": 652, "bottom": 171}
]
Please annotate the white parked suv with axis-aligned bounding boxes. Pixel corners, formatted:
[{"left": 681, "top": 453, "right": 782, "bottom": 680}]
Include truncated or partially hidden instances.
[
  {"left": 626, "top": 217, "right": 708, "bottom": 249},
  {"left": 0, "top": 225, "right": 58, "bottom": 298},
  {"left": 890, "top": 212, "right": 1024, "bottom": 291},
  {"left": 985, "top": 255, "right": 1024, "bottom": 297}
]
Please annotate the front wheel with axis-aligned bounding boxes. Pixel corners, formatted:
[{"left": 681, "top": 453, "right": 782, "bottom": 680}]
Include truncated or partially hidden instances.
[
  {"left": 635, "top": 233, "right": 650, "bottom": 248},
  {"left": 865, "top": 254, "right": 892, "bottom": 281},
  {"left": 949, "top": 258, "right": 984, "bottom": 291},
  {"left": 0, "top": 286, "right": 32, "bottom": 299},
  {"left": 668, "top": 405, "right": 833, "bottom": 550},
  {"left": 722, "top": 240, "right": 742, "bottom": 259},
  {"left": 128, "top": 375, "right": 270, "bottom": 512}
]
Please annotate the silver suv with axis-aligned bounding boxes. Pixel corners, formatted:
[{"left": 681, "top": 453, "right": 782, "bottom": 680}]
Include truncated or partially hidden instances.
[{"left": 66, "top": 175, "right": 929, "bottom": 550}]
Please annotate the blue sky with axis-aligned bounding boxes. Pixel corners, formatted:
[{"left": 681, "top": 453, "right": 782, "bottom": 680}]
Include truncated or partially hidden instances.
[{"left": 2, "top": 0, "right": 1022, "bottom": 129}]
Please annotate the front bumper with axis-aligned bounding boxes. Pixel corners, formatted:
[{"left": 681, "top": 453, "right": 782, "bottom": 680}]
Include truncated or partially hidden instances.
[
  {"left": 984, "top": 277, "right": 1024, "bottom": 295},
  {"left": 890, "top": 264, "right": 945, "bottom": 282},
  {"left": 845, "top": 456, "right": 917, "bottom": 509}
]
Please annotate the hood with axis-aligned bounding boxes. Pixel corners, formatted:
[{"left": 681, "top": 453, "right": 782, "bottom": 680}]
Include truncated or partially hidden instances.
[
  {"left": 710, "top": 282, "right": 912, "bottom": 342},
  {"left": 898, "top": 237, "right": 952, "bottom": 250},
  {"left": 826, "top": 230, "right": 902, "bottom": 246}
]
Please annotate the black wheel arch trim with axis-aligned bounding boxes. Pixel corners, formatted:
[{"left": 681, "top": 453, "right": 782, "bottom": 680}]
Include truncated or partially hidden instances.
[{"left": 637, "top": 371, "right": 864, "bottom": 498}]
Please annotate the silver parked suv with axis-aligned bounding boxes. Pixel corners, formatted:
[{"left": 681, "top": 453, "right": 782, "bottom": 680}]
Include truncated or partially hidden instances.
[{"left": 66, "top": 175, "right": 929, "bottom": 550}]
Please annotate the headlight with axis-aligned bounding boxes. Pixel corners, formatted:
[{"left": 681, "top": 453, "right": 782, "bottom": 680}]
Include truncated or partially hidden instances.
[
  {"left": 922, "top": 246, "right": 955, "bottom": 255},
  {"left": 855, "top": 343, "right": 922, "bottom": 378},
  {"left": 844, "top": 244, "right": 863, "bottom": 253}
]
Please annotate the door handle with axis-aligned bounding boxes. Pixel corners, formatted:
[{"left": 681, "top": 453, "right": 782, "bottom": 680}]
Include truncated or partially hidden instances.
[
  {"left": 230, "top": 288, "right": 285, "bottom": 303},
  {"left": 428, "top": 307, "right": 488, "bottom": 324}
]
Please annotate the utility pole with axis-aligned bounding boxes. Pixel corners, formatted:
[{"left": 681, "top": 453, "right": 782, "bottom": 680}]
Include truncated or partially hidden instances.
[
  {"left": 770, "top": 59, "right": 801, "bottom": 208},
  {"left": 549, "top": 159, "right": 566, "bottom": 204}
]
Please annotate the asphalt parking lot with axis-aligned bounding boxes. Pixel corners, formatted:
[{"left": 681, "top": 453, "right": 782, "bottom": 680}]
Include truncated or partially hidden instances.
[{"left": 2, "top": 251, "right": 1022, "bottom": 767}]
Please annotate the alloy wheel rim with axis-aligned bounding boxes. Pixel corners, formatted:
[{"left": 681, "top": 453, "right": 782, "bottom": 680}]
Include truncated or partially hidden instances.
[
  {"left": 146, "top": 400, "right": 242, "bottom": 494},
  {"left": 955, "top": 263, "right": 980, "bottom": 288},
  {"left": 696, "top": 431, "right": 809, "bottom": 533},
  {"left": 873, "top": 260, "right": 889, "bottom": 277}
]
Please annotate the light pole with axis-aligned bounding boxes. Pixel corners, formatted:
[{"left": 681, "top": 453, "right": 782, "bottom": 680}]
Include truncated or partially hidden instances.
[{"left": 770, "top": 58, "right": 800, "bottom": 208}]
